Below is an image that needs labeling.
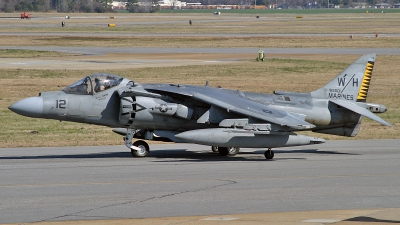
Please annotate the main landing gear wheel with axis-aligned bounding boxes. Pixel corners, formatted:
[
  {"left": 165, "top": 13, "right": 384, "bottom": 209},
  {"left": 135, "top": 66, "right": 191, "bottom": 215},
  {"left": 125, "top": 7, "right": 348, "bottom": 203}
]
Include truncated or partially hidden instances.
[
  {"left": 264, "top": 149, "right": 274, "bottom": 160},
  {"left": 218, "top": 147, "right": 230, "bottom": 156},
  {"left": 216, "top": 147, "right": 240, "bottom": 156},
  {"left": 211, "top": 146, "right": 218, "bottom": 152},
  {"left": 131, "top": 140, "right": 149, "bottom": 157},
  {"left": 228, "top": 147, "right": 240, "bottom": 156}
]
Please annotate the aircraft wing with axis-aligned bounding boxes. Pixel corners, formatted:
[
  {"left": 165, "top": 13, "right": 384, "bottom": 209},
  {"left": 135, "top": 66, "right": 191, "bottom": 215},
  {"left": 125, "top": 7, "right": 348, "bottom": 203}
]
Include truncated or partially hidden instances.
[
  {"left": 330, "top": 99, "right": 392, "bottom": 126},
  {"left": 144, "top": 84, "right": 315, "bottom": 130},
  {"left": 192, "top": 92, "right": 315, "bottom": 130}
]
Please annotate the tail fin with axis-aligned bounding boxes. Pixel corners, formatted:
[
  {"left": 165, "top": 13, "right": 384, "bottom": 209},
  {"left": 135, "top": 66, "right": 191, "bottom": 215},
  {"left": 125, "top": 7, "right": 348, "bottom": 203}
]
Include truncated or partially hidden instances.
[{"left": 310, "top": 54, "right": 376, "bottom": 102}]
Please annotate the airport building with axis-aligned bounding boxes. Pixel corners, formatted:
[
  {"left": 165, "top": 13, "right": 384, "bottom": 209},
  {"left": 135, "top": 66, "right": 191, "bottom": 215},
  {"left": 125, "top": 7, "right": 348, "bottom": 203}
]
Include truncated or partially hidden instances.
[{"left": 158, "top": 0, "right": 187, "bottom": 8}]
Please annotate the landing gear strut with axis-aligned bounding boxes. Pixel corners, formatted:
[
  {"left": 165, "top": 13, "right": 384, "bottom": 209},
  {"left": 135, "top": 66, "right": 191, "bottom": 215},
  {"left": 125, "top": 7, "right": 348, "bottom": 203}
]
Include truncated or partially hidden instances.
[
  {"left": 124, "top": 128, "right": 149, "bottom": 157},
  {"left": 264, "top": 148, "right": 274, "bottom": 160}
]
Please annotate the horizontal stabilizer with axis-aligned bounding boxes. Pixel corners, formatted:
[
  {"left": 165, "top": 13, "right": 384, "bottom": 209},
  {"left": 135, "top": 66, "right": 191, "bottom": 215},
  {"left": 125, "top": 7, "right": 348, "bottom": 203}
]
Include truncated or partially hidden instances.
[{"left": 330, "top": 99, "right": 392, "bottom": 126}]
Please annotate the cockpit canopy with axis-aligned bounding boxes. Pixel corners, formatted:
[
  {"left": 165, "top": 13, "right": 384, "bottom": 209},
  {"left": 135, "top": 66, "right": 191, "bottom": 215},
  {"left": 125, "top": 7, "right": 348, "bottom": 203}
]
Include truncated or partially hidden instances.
[{"left": 62, "top": 73, "right": 124, "bottom": 95}]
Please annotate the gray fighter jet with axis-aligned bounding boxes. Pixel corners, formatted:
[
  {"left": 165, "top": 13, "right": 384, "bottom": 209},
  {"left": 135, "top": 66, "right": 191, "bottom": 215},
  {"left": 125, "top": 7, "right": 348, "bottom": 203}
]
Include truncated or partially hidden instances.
[{"left": 9, "top": 54, "right": 391, "bottom": 159}]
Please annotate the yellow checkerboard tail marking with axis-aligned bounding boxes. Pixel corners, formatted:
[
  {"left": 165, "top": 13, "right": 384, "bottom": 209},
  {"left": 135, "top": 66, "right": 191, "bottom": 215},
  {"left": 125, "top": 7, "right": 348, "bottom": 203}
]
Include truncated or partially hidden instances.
[{"left": 357, "top": 61, "right": 374, "bottom": 102}]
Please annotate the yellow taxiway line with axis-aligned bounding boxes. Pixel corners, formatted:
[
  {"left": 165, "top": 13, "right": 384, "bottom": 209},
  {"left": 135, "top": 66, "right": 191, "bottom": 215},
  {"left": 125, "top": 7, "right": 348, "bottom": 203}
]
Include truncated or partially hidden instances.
[{"left": 3, "top": 208, "right": 399, "bottom": 225}]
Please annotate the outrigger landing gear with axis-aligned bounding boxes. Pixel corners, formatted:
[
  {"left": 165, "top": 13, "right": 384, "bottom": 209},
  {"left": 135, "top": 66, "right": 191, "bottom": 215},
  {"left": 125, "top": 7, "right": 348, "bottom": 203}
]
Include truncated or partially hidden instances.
[
  {"left": 124, "top": 128, "right": 149, "bottom": 157},
  {"left": 264, "top": 148, "right": 274, "bottom": 160}
]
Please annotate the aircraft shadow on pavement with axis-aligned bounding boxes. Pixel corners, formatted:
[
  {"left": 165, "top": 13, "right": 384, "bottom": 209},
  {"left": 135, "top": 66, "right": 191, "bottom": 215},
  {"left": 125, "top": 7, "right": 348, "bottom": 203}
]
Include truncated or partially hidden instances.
[
  {"left": 0, "top": 151, "right": 132, "bottom": 160},
  {"left": 345, "top": 216, "right": 400, "bottom": 223},
  {"left": 0, "top": 150, "right": 270, "bottom": 162},
  {"left": 272, "top": 149, "right": 359, "bottom": 155},
  {"left": 149, "top": 150, "right": 274, "bottom": 162},
  {"left": 143, "top": 147, "right": 358, "bottom": 162},
  {"left": 0, "top": 148, "right": 357, "bottom": 161}
]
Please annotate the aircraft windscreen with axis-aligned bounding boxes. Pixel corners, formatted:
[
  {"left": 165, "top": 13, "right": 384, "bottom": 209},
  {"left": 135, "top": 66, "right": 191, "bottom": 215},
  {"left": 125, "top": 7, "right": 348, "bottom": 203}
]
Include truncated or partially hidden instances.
[
  {"left": 92, "top": 73, "right": 123, "bottom": 93},
  {"left": 62, "top": 73, "right": 123, "bottom": 95},
  {"left": 62, "top": 76, "right": 93, "bottom": 95}
]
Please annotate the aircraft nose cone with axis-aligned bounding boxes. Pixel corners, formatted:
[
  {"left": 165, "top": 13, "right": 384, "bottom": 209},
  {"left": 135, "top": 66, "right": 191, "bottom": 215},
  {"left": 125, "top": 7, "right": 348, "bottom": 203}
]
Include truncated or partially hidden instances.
[{"left": 9, "top": 97, "right": 44, "bottom": 118}]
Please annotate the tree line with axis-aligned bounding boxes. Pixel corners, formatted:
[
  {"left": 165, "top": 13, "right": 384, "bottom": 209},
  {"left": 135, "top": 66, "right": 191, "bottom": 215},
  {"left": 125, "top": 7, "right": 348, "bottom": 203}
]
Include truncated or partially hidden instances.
[
  {"left": 191, "top": 0, "right": 398, "bottom": 8},
  {"left": 0, "top": 0, "right": 158, "bottom": 13}
]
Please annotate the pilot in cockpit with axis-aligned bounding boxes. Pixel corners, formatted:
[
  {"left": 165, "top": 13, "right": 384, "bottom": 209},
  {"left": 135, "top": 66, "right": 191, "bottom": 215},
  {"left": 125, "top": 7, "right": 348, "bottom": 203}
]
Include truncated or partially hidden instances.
[
  {"left": 62, "top": 73, "right": 123, "bottom": 95},
  {"left": 95, "top": 78, "right": 105, "bottom": 93}
]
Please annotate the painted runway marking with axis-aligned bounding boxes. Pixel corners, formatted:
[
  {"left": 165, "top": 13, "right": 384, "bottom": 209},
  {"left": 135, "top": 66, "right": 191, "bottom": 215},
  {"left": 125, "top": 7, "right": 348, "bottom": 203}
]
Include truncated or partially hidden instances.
[
  {"left": 201, "top": 217, "right": 238, "bottom": 221},
  {"left": 302, "top": 219, "right": 340, "bottom": 223}
]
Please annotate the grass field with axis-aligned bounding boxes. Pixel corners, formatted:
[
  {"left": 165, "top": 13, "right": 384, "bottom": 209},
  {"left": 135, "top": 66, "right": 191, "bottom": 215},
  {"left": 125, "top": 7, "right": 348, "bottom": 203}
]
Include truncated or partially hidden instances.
[
  {"left": 0, "top": 12, "right": 399, "bottom": 148},
  {"left": 159, "top": 8, "right": 400, "bottom": 14},
  {"left": 1, "top": 12, "right": 400, "bottom": 35}
]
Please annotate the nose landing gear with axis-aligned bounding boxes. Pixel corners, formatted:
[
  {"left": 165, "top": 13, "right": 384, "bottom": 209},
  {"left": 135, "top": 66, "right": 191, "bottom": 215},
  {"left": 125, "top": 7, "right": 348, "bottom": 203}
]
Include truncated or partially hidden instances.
[{"left": 124, "top": 128, "right": 149, "bottom": 157}]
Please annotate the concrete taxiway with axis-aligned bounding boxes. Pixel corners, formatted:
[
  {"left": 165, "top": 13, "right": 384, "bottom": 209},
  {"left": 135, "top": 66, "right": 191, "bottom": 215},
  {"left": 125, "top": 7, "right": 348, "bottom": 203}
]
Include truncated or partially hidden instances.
[
  {"left": 3, "top": 46, "right": 400, "bottom": 55},
  {"left": 1, "top": 46, "right": 400, "bottom": 70},
  {"left": 1, "top": 139, "right": 399, "bottom": 224}
]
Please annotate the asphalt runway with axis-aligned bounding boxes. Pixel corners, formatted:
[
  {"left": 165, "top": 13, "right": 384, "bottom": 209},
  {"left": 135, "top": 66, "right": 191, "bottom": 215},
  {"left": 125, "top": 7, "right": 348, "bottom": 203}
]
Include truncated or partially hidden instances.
[{"left": 1, "top": 140, "right": 399, "bottom": 224}]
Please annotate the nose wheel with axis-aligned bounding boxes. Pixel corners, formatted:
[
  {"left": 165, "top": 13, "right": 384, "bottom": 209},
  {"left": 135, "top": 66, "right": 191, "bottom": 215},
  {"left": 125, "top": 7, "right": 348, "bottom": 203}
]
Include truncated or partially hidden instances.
[
  {"left": 264, "top": 149, "right": 274, "bottom": 160},
  {"left": 131, "top": 140, "right": 149, "bottom": 157},
  {"left": 124, "top": 128, "right": 150, "bottom": 157}
]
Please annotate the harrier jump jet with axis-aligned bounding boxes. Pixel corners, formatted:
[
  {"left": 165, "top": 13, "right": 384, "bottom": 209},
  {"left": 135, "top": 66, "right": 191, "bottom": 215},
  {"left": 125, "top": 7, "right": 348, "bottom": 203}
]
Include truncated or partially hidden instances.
[{"left": 9, "top": 54, "right": 391, "bottom": 159}]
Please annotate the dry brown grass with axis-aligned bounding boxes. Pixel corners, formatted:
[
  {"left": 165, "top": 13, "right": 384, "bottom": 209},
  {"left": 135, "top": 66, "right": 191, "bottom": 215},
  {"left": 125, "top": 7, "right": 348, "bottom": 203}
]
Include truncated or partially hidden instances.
[
  {"left": 1, "top": 35, "right": 400, "bottom": 48},
  {"left": 1, "top": 12, "right": 400, "bottom": 34},
  {"left": 1, "top": 13, "right": 400, "bottom": 48}
]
